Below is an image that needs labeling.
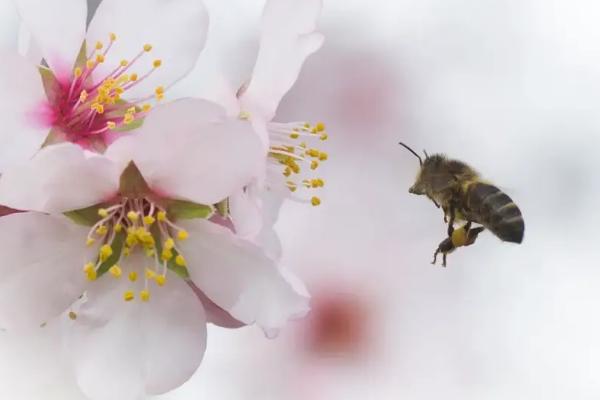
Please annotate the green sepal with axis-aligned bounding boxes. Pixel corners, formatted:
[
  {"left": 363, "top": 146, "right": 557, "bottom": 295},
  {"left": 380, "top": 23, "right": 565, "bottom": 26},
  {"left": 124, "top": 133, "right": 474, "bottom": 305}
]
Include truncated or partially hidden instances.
[
  {"left": 96, "top": 231, "right": 126, "bottom": 277},
  {"left": 119, "top": 161, "right": 150, "bottom": 198},
  {"left": 114, "top": 117, "right": 145, "bottom": 132},
  {"left": 38, "top": 66, "right": 58, "bottom": 103},
  {"left": 149, "top": 224, "right": 190, "bottom": 279},
  {"left": 73, "top": 41, "right": 88, "bottom": 70},
  {"left": 64, "top": 203, "right": 106, "bottom": 226},
  {"left": 166, "top": 200, "right": 214, "bottom": 220},
  {"left": 215, "top": 198, "right": 229, "bottom": 217},
  {"left": 40, "top": 128, "right": 67, "bottom": 148}
]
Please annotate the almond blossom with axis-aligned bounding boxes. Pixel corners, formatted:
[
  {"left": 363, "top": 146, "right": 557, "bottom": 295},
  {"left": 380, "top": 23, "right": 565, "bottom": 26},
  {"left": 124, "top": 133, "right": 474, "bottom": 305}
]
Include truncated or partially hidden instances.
[
  {"left": 1, "top": 0, "right": 208, "bottom": 172},
  {"left": 176, "top": 0, "right": 328, "bottom": 252},
  {"left": 0, "top": 99, "right": 309, "bottom": 400}
]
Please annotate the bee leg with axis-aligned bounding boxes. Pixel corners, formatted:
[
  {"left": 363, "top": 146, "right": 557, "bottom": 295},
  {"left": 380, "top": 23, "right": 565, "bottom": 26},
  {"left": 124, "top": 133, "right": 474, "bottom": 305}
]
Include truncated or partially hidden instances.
[
  {"left": 431, "top": 248, "right": 440, "bottom": 265},
  {"left": 442, "top": 253, "right": 447, "bottom": 267},
  {"left": 447, "top": 207, "right": 456, "bottom": 236},
  {"left": 432, "top": 236, "right": 454, "bottom": 266}
]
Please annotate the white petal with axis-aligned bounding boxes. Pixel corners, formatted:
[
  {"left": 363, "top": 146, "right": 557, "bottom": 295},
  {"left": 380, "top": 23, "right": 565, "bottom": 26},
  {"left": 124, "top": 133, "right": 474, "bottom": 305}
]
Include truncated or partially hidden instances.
[
  {"left": 188, "top": 281, "right": 245, "bottom": 329},
  {"left": 241, "top": 0, "right": 324, "bottom": 120},
  {"left": 179, "top": 219, "right": 310, "bottom": 332},
  {"left": 17, "top": 21, "right": 42, "bottom": 64},
  {"left": 0, "top": 51, "right": 50, "bottom": 172},
  {"left": 106, "top": 99, "right": 263, "bottom": 205},
  {"left": 229, "top": 187, "right": 263, "bottom": 239},
  {"left": 0, "top": 212, "right": 91, "bottom": 330},
  {"left": 14, "top": 0, "right": 86, "bottom": 81},
  {"left": 86, "top": 0, "right": 208, "bottom": 100},
  {"left": 64, "top": 269, "right": 207, "bottom": 399},
  {"left": 0, "top": 143, "right": 120, "bottom": 213}
]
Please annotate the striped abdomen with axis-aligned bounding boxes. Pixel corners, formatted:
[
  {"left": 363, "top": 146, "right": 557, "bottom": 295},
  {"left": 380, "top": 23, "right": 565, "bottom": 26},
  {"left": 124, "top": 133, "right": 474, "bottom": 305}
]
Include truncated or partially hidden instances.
[{"left": 463, "top": 182, "right": 524, "bottom": 243}]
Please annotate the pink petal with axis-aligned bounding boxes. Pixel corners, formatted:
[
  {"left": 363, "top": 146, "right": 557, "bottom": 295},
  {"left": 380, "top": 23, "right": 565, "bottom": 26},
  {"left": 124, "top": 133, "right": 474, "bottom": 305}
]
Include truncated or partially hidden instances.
[
  {"left": 0, "top": 212, "right": 92, "bottom": 330},
  {"left": 241, "top": 0, "right": 324, "bottom": 120},
  {"left": 14, "top": 0, "right": 86, "bottom": 81},
  {"left": 0, "top": 143, "right": 120, "bottom": 213}
]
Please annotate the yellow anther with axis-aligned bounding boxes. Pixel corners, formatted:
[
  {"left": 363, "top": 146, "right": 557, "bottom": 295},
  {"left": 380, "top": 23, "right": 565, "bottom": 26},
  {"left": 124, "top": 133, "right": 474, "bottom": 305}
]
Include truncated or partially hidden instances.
[
  {"left": 239, "top": 111, "right": 251, "bottom": 120},
  {"left": 311, "top": 196, "right": 321, "bottom": 206},
  {"left": 306, "top": 149, "right": 320, "bottom": 157},
  {"left": 98, "top": 208, "right": 109, "bottom": 218},
  {"left": 114, "top": 222, "right": 123, "bottom": 233},
  {"left": 95, "top": 225, "right": 108, "bottom": 235},
  {"left": 123, "top": 291, "right": 134, "bottom": 302},
  {"left": 95, "top": 41, "right": 103, "bottom": 50},
  {"left": 109, "top": 32, "right": 117, "bottom": 41},
  {"left": 155, "top": 86, "right": 164, "bottom": 95},
  {"left": 109, "top": 265, "right": 122, "bottom": 278},
  {"left": 310, "top": 160, "right": 319, "bottom": 170},
  {"left": 123, "top": 113, "right": 135, "bottom": 125},
  {"left": 145, "top": 268, "right": 156, "bottom": 279},
  {"left": 84, "top": 262, "right": 97, "bottom": 281},
  {"left": 86, "top": 60, "right": 95, "bottom": 69},
  {"left": 155, "top": 275, "right": 166, "bottom": 287},
  {"left": 86, "top": 237, "right": 95, "bottom": 247},
  {"left": 114, "top": 87, "right": 125, "bottom": 95},
  {"left": 304, "top": 122, "right": 311, "bottom": 128},
  {"left": 95, "top": 54, "right": 105, "bottom": 63},
  {"left": 143, "top": 215, "right": 155, "bottom": 225},
  {"left": 320, "top": 133, "right": 328, "bottom": 141},
  {"left": 161, "top": 248, "right": 173, "bottom": 261},
  {"left": 106, "top": 121, "right": 117, "bottom": 130},
  {"left": 127, "top": 211, "right": 139, "bottom": 222},
  {"left": 128, "top": 271, "right": 138, "bottom": 282},
  {"left": 153, "top": 59, "right": 162, "bottom": 68},
  {"left": 99, "top": 244, "right": 113, "bottom": 261},
  {"left": 142, "top": 103, "right": 152, "bottom": 112},
  {"left": 157, "top": 210, "right": 167, "bottom": 221},
  {"left": 140, "top": 290, "right": 150, "bottom": 302},
  {"left": 74, "top": 67, "right": 82, "bottom": 78},
  {"left": 290, "top": 132, "right": 300, "bottom": 139},
  {"left": 123, "top": 246, "right": 131, "bottom": 257},
  {"left": 175, "top": 254, "right": 186, "bottom": 266},
  {"left": 129, "top": 73, "right": 138, "bottom": 82},
  {"left": 164, "top": 238, "right": 175, "bottom": 250},
  {"left": 319, "top": 152, "right": 328, "bottom": 161},
  {"left": 79, "top": 90, "right": 88, "bottom": 102},
  {"left": 68, "top": 311, "right": 77, "bottom": 320},
  {"left": 143, "top": 44, "right": 153, "bottom": 52},
  {"left": 119, "top": 59, "right": 128, "bottom": 67},
  {"left": 177, "top": 230, "right": 189, "bottom": 241},
  {"left": 315, "top": 122, "right": 326, "bottom": 132},
  {"left": 145, "top": 248, "right": 155, "bottom": 257},
  {"left": 283, "top": 167, "right": 292, "bottom": 177}
]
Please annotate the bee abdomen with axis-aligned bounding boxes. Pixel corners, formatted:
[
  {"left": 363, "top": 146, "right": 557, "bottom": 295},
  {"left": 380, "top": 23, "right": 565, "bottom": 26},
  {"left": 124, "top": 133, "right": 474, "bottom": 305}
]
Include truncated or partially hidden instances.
[{"left": 465, "top": 183, "right": 524, "bottom": 243}]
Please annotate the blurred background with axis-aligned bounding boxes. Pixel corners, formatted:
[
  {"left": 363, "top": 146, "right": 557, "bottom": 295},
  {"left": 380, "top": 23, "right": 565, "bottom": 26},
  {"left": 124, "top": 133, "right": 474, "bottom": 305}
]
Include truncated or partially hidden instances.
[{"left": 2, "top": 0, "right": 600, "bottom": 398}]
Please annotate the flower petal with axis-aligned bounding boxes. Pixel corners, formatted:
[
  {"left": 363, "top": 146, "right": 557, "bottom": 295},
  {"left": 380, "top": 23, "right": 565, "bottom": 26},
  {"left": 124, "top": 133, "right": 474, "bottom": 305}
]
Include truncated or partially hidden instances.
[
  {"left": 64, "top": 269, "right": 207, "bottom": 399},
  {"left": 106, "top": 99, "right": 263, "bottom": 205},
  {"left": 0, "top": 51, "right": 50, "bottom": 172},
  {"left": 179, "top": 219, "right": 310, "bottom": 332},
  {"left": 0, "top": 212, "right": 91, "bottom": 330},
  {"left": 14, "top": 0, "right": 86, "bottom": 81},
  {"left": 86, "top": 0, "right": 208, "bottom": 100},
  {"left": 241, "top": 0, "right": 324, "bottom": 120},
  {"left": 229, "top": 186, "right": 263, "bottom": 239},
  {"left": 188, "top": 281, "right": 245, "bottom": 329},
  {"left": 0, "top": 143, "right": 120, "bottom": 213}
]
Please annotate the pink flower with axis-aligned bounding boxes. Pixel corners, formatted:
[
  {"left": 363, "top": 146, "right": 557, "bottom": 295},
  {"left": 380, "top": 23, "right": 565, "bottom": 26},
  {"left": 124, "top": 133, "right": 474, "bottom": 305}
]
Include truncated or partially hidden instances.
[
  {"left": 0, "top": 0, "right": 208, "bottom": 171},
  {"left": 0, "top": 99, "right": 309, "bottom": 400}
]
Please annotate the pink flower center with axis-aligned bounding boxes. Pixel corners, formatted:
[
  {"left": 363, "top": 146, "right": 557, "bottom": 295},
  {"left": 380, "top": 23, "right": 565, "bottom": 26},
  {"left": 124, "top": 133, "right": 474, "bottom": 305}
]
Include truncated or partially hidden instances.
[{"left": 48, "top": 33, "right": 165, "bottom": 150}]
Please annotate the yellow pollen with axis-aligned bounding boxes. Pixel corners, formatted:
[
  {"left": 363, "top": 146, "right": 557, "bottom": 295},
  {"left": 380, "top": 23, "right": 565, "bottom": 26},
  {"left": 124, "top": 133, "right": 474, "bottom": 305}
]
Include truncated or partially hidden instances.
[
  {"left": 95, "top": 41, "right": 103, "bottom": 50},
  {"left": 319, "top": 152, "right": 328, "bottom": 161},
  {"left": 95, "top": 54, "right": 105, "bottom": 64},
  {"left": 310, "top": 160, "right": 319, "bottom": 170},
  {"left": 123, "top": 113, "right": 135, "bottom": 125},
  {"left": 107, "top": 121, "right": 117, "bottom": 130},
  {"left": 99, "top": 244, "right": 113, "bottom": 261},
  {"left": 143, "top": 215, "right": 155, "bottom": 225},
  {"left": 177, "top": 230, "right": 189, "bottom": 241},
  {"left": 86, "top": 60, "right": 95, "bottom": 69},
  {"left": 315, "top": 122, "right": 326, "bottom": 132},
  {"left": 157, "top": 211, "right": 167, "bottom": 221},
  {"left": 161, "top": 248, "right": 173, "bottom": 261},
  {"left": 109, "top": 265, "right": 122, "bottom": 278},
  {"left": 127, "top": 211, "right": 139, "bottom": 222},
  {"left": 109, "top": 32, "right": 117, "bottom": 41},
  {"left": 140, "top": 290, "right": 150, "bottom": 302},
  {"left": 129, "top": 73, "right": 138, "bottom": 82},
  {"left": 95, "top": 225, "right": 108, "bottom": 235},
  {"left": 128, "top": 271, "right": 138, "bottom": 282},
  {"left": 142, "top": 103, "right": 152, "bottom": 112},
  {"left": 155, "top": 275, "right": 166, "bottom": 287},
  {"left": 311, "top": 196, "right": 321, "bottom": 206},
  {"left": 114, "top": 87, "right": 125, "bottom": 95},
  {"left": 114, "top": 222, "right": 123, "bottom": 232},
  {"left": 86, "top": 237, "right": 95, "bottom": 246},
  {"left": 84, "top": 262, "right": 97, "bottom": 281},
  {"left": 74, "top": 67, "right": 82, "bottom": 78},
  {"left": 175, "top": 255, "right": 187, "bottom": 266},
  {"left": 120, "top": 59, "right": 128, "bottom": 67},
  {"left": 145, "top": 268, "right": 156, "bottom": 279},
  {"left": 153, "top": 59, "right": 162, "bottom": 68},
  {"left": 97, "top": 208, "right": 109, "bottom": 218},
  {"left": 290, "top": 132, "right": 300, "bottom": 139},
  {"left": 143, "top": 44, "right": 153, "bottom": 52},
  {"left": 123, "top": 291, "right": 135, "bottom": 302},
  {"left": 164, "top": 238, "right": 175, "bottom": 250},
  {"left": 68, "top": 311, "right": 77, "bottom": 320}
]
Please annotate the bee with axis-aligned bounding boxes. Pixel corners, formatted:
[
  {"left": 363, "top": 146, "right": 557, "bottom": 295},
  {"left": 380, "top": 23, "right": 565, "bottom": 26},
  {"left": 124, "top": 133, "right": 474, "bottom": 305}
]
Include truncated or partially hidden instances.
[{"left": 399, "top": 142, "right": 524, "bottom": 266}]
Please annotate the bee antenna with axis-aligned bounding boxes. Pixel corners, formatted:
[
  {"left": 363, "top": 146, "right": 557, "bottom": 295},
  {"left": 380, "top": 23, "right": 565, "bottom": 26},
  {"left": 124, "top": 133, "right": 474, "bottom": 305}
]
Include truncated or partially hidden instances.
[
  {"left": 423, "top": 150, "right": 429, "bottom": 158},
  {"left": 398, "top": 142, "right": 423, "bottom": 166}
]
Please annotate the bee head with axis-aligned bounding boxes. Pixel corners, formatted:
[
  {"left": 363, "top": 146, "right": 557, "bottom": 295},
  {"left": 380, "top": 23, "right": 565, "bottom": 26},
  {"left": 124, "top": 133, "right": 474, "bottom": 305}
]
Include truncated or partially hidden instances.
[{"left": 399, "top": 142, "right": 430, "bottom": 195}]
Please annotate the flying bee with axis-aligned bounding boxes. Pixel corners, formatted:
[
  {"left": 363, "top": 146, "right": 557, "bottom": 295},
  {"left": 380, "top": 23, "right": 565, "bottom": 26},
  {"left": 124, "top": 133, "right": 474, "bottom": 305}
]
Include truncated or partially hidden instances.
[{"left": 399, "top": 142, "right": 524, "bottom": 266}]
